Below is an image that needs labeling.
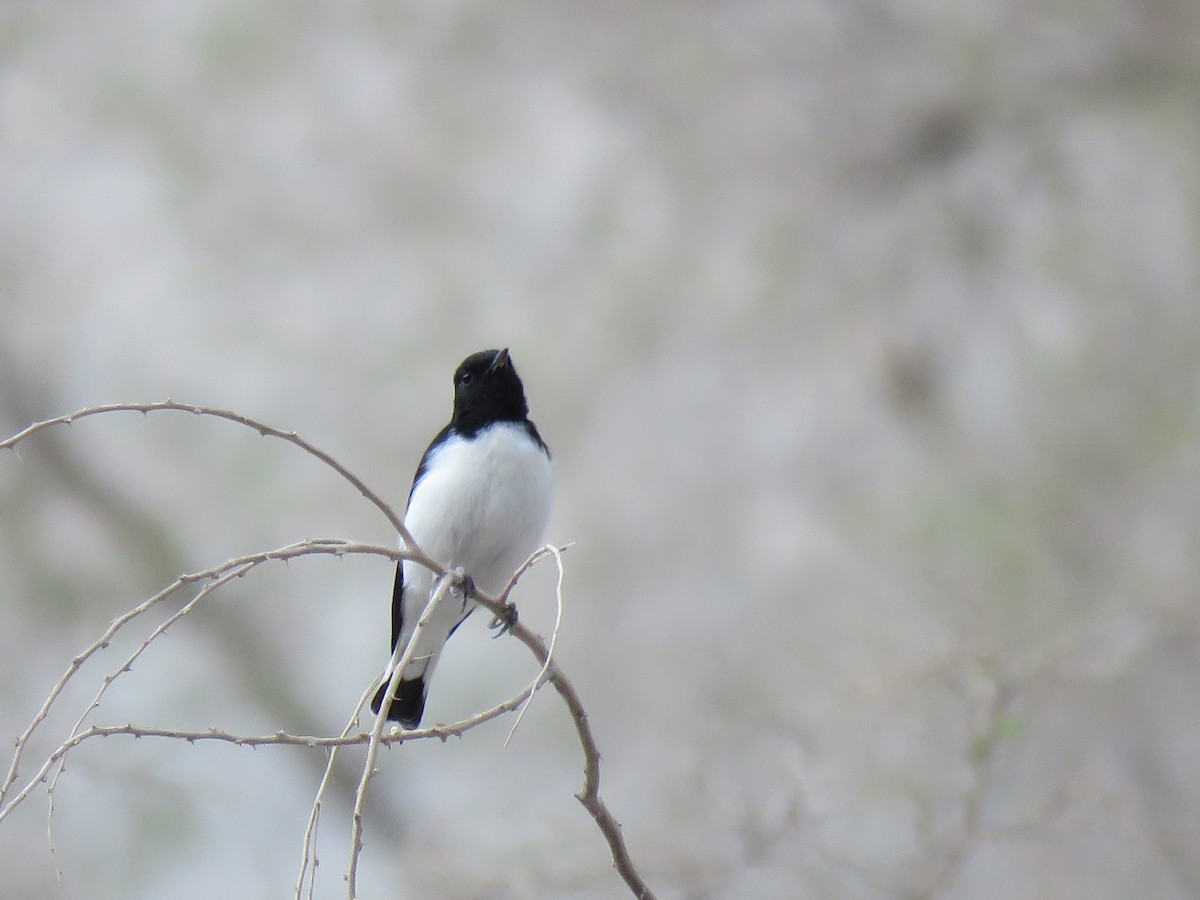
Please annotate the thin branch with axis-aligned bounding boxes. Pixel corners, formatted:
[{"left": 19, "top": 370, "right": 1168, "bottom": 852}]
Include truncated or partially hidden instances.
[
  {"left": 296, "top": 643, "right": 546, "bottom": 898},
  {"left": 466, "top": 565, "right": 658, "bottom": 900},
  {"left": 6, "top": 684, "right": 543, "bottom": 833},
  {"left": 29, "top": 711, "right": 538, "bottom": 756},
  {"left": 42, "top": 561, "right": 257, "bottom": 861},
  {"left": 504, "top": 544, "right": 567, "bottom": 746},
  {"left": 0, "top": 540, "right": 414, "bottom": 823},
  {"left": 0, "top": 401, "right": 430, "bottom": 563},
  {"left": 296, "top": 681, "right": 376, "bottom": 900},
  {"left": 48, "top": 562, "right": 255, "bottom": 793},
  {"left": 347, "top": 569, "right": 457, "bottom": 898},
  {"left": 301, "top": 558, "right": 562, "bottom": 896},
  {"left": 2, "top": 397, "right": 379, "bottom": 826}
]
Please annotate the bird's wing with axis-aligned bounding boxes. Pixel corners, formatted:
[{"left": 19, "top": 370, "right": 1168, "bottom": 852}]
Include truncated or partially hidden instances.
[
  {"left": 387, "top": 561, "right": 405, "bottom": 651},
  {"left": 389, "top": 423, "right": 454, "bottom": 652}
]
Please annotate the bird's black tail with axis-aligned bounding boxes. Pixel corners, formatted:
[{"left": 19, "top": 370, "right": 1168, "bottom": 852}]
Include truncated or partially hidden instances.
[{"left": 370, "top": 675, "right": 427, "bottom": 729}]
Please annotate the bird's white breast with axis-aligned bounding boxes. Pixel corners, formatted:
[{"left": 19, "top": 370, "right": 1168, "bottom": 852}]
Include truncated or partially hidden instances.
[{"left": 402, "top": 422, "right": 553, "bottom": 596}]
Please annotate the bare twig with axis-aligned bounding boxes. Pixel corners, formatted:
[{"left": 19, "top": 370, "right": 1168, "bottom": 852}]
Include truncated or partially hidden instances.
[
  {"left": 466, "top": 565, "right": 657, "bottom": 899},
  {"left": 0, "top": 540, "right": 413, "bottom": 823},
  {"left": 347, "top": 569, "right": 457, "bottom": 898},
  {"left": 296, "top": 681, "right": 375, "bottom": 900},
  {"left": 29, "top": 705, "right": 549, "bottom": 758},
  {"left": 0, "top": 401, "right": 429, "bottom": 563},
  {"left": 295, "top": 672, "right": 544, "bottom": 898},
  {"left": 504, "top": 544, "right": 567, "bottom": 746}
]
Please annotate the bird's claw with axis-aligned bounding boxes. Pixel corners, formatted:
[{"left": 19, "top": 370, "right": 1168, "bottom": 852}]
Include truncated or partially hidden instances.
[
  {"left": 447, "top": 568, "right": 512, "bottom": 633},
  {"left": 448, "top": 568, "right": 475, "bottom": 599},
  {"left": 488, "top": 602, "right": 518, "bottom": 636}
]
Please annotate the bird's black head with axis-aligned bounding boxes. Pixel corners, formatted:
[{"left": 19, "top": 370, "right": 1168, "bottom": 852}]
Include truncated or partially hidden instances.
[{"left": 450, "top": 348, "right": 530, "bottom": 436}]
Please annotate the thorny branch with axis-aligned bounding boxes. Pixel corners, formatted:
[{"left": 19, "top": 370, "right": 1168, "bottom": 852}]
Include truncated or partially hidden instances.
[
  {"left": 0, "top": 402, "right": 657, "bottom": 899},
  {"left": 346, "top": 568, "right": 456, "bottom": 897},
  {"left": 0, "top": 401, "right": 428, "bottom": 563}
]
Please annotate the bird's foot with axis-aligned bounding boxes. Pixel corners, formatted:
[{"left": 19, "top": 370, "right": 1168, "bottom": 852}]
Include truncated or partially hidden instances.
[
  {"left": 447, "top": 567, "right": 475, "bottom": 599},
  {"left": 488, "top": 601, "right": 518, "bottom": 637}
]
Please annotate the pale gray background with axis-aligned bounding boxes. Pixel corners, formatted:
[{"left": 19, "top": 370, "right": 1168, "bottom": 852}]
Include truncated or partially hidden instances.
[{"left": 1, "top": 1, "right": 1198, "bottom": 898}]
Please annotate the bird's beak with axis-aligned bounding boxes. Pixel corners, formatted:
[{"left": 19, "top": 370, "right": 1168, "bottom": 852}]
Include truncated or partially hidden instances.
[{"left": 487, "top": 347, "right": 510, "bottom": 374}]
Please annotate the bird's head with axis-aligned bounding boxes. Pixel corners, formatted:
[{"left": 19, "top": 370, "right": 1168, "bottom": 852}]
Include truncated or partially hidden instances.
[{"left": 450, "top": 348, "right": 529, "bottom": 433}]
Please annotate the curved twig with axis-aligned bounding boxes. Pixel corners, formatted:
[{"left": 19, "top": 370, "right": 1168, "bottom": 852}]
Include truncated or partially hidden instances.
[
  {"left": 470, "top": 562, "right": 657, "bottom": 899},
  {"left": 0, "top": 402, "right": 429, "bottom": 563}
]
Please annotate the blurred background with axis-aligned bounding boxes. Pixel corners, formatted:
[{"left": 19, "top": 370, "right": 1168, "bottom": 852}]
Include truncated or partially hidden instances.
[{"left": 2, "top": 1, "right": 1198, "bottom": 898}]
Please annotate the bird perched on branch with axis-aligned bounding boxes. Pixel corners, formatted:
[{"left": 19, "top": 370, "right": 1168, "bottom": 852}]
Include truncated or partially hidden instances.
[{"left": 371, "top": 348, "right": 554, "bottom": 728}]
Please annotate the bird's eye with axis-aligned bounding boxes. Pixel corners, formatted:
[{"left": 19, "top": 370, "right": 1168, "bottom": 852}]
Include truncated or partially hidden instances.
[{"left": 458, "top": 371, "right": 473, "bottom": 385}]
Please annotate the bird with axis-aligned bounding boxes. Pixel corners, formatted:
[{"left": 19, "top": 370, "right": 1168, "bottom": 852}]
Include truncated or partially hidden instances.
[{"left": 370, "top": 348, "right": 554, "bottom": 728}]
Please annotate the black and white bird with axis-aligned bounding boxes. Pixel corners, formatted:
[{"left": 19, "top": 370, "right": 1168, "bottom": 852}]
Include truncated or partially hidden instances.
[{"left": 370, "top": 348, "right": 554, "bottom": 728}]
